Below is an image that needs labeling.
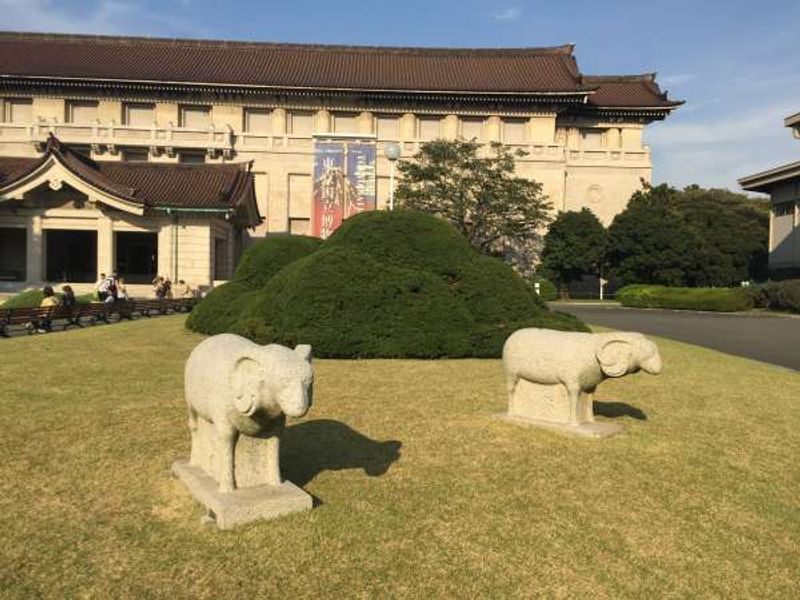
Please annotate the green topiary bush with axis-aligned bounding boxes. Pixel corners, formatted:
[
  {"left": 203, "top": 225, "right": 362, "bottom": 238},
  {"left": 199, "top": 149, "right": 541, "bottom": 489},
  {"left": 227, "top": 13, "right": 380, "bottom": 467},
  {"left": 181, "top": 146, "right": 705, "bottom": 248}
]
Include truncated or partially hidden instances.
[
  {"left": 616, "top": 285, "right": 753, "bottom": 312},
  {"left": 186, "top": 236, "right": 323, "bottom": 334},
  {"left": 234, "top": 235, "right": 323, "bottom": 288},
  {"left": 1, "top": 289, "right": 93, "bottom": 309},
  {"left": 187, "top": 210, "right": 587, "bottom": 357}
]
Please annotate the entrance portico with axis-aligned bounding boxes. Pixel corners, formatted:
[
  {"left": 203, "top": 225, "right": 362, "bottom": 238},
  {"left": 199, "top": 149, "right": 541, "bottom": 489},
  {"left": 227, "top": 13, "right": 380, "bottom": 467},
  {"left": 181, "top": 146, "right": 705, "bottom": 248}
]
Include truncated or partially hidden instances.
[{"left": 0, "top": 136, "right": 260, "bottom": 294}]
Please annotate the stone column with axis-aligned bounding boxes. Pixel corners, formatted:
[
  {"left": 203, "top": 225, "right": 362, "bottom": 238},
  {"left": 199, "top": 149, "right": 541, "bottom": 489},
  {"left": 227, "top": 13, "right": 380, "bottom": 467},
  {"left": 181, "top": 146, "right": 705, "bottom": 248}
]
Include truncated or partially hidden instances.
[
  {"left": 607, "top": 127, "right": 621, "bottom": 149},
  {"left": 315, "top": 109, "right": 331, "bottom": 134},
  {"left": 358, "top": 111, "right": 374, "bottom": 134},
  {"left": 400, "top": 113, "right": 416, "bottom": 140},
  {"left": 26, "top": 215, "right": 43, "bottom": 284},
  {"left": 442, "top": 114, "right": 459, "bottom": 139},
  {"left": 486, "top": 116, "right": 502, "bottom": 142},
  {"left": 96, "top": 210, "right": 114, "bottom": 279},
  {"left": 272, "top": 108, "right": 287, "bottom": 135}
]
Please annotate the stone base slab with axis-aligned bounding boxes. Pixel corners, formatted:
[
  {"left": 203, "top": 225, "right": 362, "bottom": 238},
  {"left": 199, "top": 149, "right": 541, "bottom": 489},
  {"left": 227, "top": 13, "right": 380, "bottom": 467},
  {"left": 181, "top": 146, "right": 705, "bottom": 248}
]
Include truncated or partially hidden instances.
[
  {"left": 496, "top": 413, "right": 624, "bottom": 439},
  {"left": 172, "top": 461, "right": 312, "bottom": 529}
]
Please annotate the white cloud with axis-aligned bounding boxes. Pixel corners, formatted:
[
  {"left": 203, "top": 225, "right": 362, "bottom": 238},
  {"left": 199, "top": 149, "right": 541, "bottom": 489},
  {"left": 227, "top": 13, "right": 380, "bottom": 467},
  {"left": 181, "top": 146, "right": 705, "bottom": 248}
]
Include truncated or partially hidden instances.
[{"left": 493, "top": 7, "right": 521, "bottom": 21}]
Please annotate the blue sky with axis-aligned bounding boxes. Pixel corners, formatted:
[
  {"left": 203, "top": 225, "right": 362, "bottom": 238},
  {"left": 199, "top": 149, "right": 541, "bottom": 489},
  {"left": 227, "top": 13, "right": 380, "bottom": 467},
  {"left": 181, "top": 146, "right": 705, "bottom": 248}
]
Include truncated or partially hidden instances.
[{"left": 1, "top": 0, "right": 799, "bottom": 192}]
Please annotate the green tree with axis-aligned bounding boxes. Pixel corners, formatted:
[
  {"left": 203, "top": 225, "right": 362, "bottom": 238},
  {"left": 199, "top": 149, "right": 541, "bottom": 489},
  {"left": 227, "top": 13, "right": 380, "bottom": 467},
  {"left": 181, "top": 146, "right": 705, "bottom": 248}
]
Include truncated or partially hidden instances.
[
  {"left": 540, "top": 208, "right": 607, "bottom": 297},
  {"left": 607, "top": 184, "right": 703, "bottom": 286},
  {"left": 607, "top": 183, "right": 770, "bottom": 287},
  {"left": 395, "top": 139, "right": 552, "bottom": 253},
  {"left": 674, "top": 186, "right": 769, "bottom": 284}
]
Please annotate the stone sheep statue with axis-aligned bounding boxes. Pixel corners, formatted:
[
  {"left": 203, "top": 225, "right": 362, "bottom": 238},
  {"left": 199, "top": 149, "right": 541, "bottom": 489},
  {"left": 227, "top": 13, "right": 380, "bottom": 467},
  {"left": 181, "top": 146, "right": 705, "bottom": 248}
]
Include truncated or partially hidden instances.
[
  {"left": 183, "top": 334, "right": 314, "bottom": 493},
  {"left": 502, "top": 329, "right": 661, "bottom": 435}
]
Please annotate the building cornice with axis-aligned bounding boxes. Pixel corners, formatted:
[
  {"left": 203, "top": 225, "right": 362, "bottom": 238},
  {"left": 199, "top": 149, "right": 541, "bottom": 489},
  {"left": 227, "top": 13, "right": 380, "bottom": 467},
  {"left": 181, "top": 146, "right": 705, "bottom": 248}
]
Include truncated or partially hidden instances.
[{"left": 739, "top": 160, "right": 800, "bottom": 193}]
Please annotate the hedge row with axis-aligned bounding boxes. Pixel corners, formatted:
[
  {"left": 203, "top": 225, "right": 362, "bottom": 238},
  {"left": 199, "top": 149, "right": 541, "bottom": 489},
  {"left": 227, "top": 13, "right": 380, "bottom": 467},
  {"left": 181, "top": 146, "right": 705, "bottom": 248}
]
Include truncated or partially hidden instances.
[
  {"left": 1, "top": 289, "right": 94, "bottom": 309},
  {"left": 746, "top": 279, "right": 800, "bottom": 313},
  {"left": 616, "top": 285, "right": 754, "bottom": 312}
]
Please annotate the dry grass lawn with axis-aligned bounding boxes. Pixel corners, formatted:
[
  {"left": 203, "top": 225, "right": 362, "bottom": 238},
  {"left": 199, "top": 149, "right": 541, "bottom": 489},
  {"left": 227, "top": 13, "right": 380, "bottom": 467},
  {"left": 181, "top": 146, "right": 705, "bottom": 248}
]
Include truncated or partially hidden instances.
[{"left": 0, "top": 315, "right": 798, "bottom": 598}]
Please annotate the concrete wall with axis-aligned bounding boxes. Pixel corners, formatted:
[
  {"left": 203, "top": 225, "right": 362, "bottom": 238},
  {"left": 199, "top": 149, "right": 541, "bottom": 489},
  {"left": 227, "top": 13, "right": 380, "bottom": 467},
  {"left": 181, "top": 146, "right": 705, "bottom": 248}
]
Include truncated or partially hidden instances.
[{"left": 768, "top": 180, "right": 800, "bottom": 269}]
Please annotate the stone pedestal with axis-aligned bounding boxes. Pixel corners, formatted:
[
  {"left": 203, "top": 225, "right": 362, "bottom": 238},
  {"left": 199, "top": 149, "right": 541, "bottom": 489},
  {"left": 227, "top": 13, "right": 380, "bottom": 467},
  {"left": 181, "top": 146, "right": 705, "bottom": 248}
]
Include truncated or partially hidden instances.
[
  {"left": 501, "top": 379, "right": 623, "bottom": 438},
  {"left": 173, "top": 419, "right": 312, "bottom": 528}
]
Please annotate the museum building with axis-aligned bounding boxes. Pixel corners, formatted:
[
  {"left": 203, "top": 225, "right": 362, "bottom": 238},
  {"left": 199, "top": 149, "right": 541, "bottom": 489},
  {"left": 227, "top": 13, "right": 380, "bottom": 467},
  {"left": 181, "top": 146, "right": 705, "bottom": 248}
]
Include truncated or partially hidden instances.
[{"left": 0, "top": 32, "right": 681, "bottom": 293}]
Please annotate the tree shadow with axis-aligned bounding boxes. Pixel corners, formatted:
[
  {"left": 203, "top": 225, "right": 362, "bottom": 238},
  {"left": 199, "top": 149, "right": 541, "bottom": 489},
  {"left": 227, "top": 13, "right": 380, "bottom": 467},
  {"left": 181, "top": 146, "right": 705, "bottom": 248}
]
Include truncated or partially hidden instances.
[
  {"left": 281, "top": 419, "right": 402, "bottom": 487},
  {"left": 593, "top": 400, "right": 648, "bottom": 421}
]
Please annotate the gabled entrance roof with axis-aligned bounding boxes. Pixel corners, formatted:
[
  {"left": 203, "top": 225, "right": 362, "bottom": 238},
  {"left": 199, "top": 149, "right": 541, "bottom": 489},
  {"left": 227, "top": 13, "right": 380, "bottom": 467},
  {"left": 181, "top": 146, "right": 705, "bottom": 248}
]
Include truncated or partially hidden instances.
[{"left": 0, "top": 136, "right": 261, "bottom": 224}]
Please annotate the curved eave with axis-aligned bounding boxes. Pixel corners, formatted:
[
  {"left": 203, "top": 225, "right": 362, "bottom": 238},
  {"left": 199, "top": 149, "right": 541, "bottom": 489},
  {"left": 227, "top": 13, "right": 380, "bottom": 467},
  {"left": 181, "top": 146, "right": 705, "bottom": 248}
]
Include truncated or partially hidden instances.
[
  {"left": 0, "top": 154, "right": 146, "bottom": 215},
  {"left": 0, "top": 74, "right": 590, "bottom": 104}
]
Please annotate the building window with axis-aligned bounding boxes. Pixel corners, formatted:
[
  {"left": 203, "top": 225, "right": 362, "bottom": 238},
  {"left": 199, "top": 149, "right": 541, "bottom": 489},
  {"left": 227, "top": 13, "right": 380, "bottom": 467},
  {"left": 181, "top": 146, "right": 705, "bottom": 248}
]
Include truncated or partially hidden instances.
[
  {"left": 244, "top": 108, "right": 272, "bottom": 133},
  {"left": 581, "top": 129, "right": 604, "bottom": 150},
  {"left": 332, "top": 112, "right": 358, "bottom": 134},
  {"left": 115, "top": 232, "right": 158, "bottom": 284},
  {"left": 121, "top": 148, "right": 149, "bottom": 162},
  {"left": 460, "top": 118, "right": 484, "bottom": 141},
  {"left": 214, "top": 237, "right": 231, "bottom": 280},
  {"left": 2, "top": 98, "right": 33, "bottom": 124},
  {"left": 45, "top": 229, "right": 97, "bottom": 283},
  {"left": 502, "top": 118, "right": 527, "bottom": 144},
  {"left": 123, "top": 102, "right": 155, "bottom": 127},
  {"left": 774, "top": 202, "right": 795, "bottom": 217},
  {"left": 418, "top": 116, "right": 442, "bottom": 141},
  {"left": 66, "top": 100, "right": 99, "bottom": 125},
  {"left": 179, "top": 105, "right": 211, "bottom": 129},
  {"left": 288, "top": 111, "right": 314, "bottom": 135},
  {"left": 179, "top": 151, "right": 206, "bottom": 164},
  {"left": 0, "top": 227, "right": 26, "bottom": 282},
  {"left": 288, "top": 173, "right": 311, "bottom": 233},
  {"left": 376, "top": 115, "right": 400, "bottom": 139}
]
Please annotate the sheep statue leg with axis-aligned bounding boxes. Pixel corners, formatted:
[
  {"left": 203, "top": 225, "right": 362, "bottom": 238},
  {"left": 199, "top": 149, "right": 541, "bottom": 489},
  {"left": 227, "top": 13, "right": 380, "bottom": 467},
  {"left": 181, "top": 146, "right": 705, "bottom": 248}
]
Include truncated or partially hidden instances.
[
  {"left": 565, "top": 383, "right": 581, "bottom": 426},
  {"left": 216, "top": 426, "right": 238, "bottom": 493}
]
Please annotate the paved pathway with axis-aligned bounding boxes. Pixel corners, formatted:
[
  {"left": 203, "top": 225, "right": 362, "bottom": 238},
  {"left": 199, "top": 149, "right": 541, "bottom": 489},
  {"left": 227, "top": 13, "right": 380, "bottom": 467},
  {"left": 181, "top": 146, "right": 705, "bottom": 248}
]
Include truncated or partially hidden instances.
[{"left": 551, "top": 304, "right": 800, "bottom": 372}]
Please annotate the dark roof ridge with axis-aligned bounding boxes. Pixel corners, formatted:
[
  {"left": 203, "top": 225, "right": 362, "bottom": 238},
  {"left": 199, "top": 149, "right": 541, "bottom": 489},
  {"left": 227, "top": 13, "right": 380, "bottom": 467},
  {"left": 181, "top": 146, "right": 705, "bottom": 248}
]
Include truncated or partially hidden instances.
[
  {"left": 0, "top": 31, "right": 575, "bottom": 57},
  {"left": 581, "top": 73, "right": 657, "bottom": 83},
  {"left": 96, "top": 160, "right": 251, "bottom": 172}
]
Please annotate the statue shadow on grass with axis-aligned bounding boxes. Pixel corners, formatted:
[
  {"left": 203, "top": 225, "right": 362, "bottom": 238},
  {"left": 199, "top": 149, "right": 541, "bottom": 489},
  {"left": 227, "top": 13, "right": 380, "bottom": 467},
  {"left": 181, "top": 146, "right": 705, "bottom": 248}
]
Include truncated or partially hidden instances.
[
  {"left": 593, "top": 400, "right": 647, "bottom": 421},
  {"left": 281, "top": 419, "right": 402, "bottom": 488}
]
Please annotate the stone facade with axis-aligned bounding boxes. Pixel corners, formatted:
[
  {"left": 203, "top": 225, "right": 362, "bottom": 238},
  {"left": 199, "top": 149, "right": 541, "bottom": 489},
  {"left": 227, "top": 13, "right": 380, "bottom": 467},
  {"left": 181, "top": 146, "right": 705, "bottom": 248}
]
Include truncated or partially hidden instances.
[{"left": 0, "top": 33, "right": 681, "bottom": 293}]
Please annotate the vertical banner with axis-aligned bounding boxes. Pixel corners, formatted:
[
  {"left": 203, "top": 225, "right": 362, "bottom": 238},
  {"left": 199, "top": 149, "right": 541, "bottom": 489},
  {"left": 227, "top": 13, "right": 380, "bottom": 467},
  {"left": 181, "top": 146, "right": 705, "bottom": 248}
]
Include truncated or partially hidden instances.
[{"left": 312, "top": 139, "right": 376, "bottom": 239}]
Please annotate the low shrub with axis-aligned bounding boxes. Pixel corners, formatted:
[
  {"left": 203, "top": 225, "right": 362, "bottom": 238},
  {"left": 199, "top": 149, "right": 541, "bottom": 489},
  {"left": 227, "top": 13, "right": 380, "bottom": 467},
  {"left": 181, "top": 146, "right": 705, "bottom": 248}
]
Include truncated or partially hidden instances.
[
  {"left": 747, "top": 279, "right": 800, "bottom": 313},
  {"left": 1, "top": 289, "right": 93, "bottom": 309},
  {"left": 616, "top": 285, "right": 753, "bottom": 312},
  {"left": 187, "top": 210, "right": 588, "bottom": 357},
  {"left": 530, "top": 276, "right": 558, "bottom": 301}
]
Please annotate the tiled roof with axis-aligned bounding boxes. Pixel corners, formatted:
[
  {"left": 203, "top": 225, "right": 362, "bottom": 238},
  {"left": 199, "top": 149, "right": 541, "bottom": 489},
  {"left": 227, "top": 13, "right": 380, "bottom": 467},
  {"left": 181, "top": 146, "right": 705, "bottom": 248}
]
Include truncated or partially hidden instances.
[
  {"left": 0, "top": 32, "right": 680, "bottom": 110},
  {"left": 0, "top": 136, "right": 256, "bottom": 210},
  {"left": 0, "top": 32, "right": 581, "bottom": 94},
  {"left": 581, "top": 75, "right": 682, "bottom": 108}
]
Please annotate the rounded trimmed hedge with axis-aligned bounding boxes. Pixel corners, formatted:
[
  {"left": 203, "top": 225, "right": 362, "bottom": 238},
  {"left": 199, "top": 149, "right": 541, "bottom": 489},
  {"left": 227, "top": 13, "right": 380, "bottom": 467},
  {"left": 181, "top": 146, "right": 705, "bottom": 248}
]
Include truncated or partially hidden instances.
[{"left": 187, "top": 211, "right": 587, "bottom": 357}]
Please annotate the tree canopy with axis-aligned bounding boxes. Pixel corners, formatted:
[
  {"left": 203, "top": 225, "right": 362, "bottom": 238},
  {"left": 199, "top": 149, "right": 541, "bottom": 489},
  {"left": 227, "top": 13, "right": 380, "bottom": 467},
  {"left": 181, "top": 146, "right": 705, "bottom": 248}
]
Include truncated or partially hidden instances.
[
  {"left": 395, "top": 139, "right": 551, "bottom": 254},
  {"left": 606, "top": 183, "right": 769, "bottom": 287},
  {"left": 540, "top": 208, "right": 607, "bottom": 294}
]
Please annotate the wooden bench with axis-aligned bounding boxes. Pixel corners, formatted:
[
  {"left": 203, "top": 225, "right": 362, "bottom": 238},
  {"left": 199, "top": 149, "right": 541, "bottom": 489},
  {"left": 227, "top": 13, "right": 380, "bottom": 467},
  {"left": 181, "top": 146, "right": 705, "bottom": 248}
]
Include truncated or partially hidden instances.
[{"left": 0, "top": 296, "right": 200, "bottom": 337}]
